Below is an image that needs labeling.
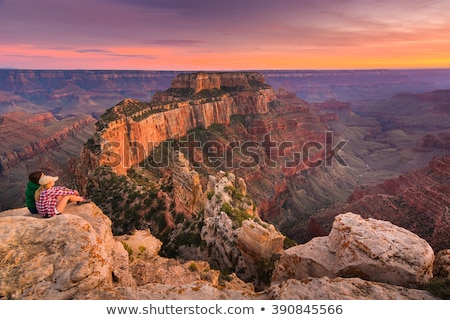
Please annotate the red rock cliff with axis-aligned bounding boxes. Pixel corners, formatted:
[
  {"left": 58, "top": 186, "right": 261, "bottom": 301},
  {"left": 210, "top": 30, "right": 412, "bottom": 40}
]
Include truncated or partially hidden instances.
[{"left": 82, "top": 72, "right": 276, "bottom": 175}]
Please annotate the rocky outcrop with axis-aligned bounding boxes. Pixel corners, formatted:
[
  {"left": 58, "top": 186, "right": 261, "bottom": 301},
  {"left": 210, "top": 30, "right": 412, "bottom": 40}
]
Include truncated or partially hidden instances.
[
  {"left": 201, "top": 171, "right": 284, "bottom": 289},
  {"left": 169, "top": 72, "right": 269, "bottom": 94},
  {"left": 0, "top": 111, "right": 95, "bottom": 175},
  {"left": 0, "top": 203, "right": 132, "bottom": 299},
  {"left": 0, "top": 204, "right": 439, "bottom": 299},
  {"left": 81, "top": 72, "right": 276, "bottom": 175},
  {"left": 172, "top": 151, "right": 205, "bottom": 217},
  {"left": 272, "top": 212, "right": 434, "bottom": 288}
]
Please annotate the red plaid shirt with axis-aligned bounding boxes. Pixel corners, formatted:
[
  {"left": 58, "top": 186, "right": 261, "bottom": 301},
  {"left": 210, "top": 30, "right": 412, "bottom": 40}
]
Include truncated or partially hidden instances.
[{"left": 36, "top": 186, "right": 76, "bottom": 217}]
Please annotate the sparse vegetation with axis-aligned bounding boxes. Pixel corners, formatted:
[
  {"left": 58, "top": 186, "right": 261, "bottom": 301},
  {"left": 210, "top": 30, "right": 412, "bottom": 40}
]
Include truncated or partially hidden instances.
[
  {"left": 121, "top": 241, "right": 133, "bottom": 257},
  {"left": 221, "top": 202, "right": 233, "bottom": 215},
  {"left": 221, "top": 202, "right": 252, "bottom": 227},
  {"left": 283, "top": 236, "right": 297, "bottom": 249},
  {"left": 421, "top": 278, "right": 450, "bottom": 299},
  {"left": 188, "top": 262, "right": 199, "bottom": 272},
  {"left": 86, "top": 166, "right": 170, "bottom": 236},
  {"left": 256, "top": 255, "right": 279, "bottom": 287},
  {"left": 206, "top": 190, "right": 215, "bottom": 200}
]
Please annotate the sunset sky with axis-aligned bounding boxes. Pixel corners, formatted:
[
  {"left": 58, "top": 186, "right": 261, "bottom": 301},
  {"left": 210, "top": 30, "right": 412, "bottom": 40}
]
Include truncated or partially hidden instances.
[{"left": 1, "top": 0, "right": 450, "bottom": 70}]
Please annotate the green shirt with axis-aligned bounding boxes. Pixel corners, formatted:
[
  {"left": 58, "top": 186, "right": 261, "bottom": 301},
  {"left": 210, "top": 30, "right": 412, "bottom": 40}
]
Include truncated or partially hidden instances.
[{"left": 25, "top": 181, "right": 40, "bottom": 208}]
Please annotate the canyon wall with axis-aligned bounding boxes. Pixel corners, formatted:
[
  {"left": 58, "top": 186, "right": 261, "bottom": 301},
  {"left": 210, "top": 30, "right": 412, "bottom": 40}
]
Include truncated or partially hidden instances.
[
  {"left": 0, "top": 69, "right": 178, "bottom": 117},
  {"left": 82, "top": 72, "right": 276, "bottom": 175},
  {"left": 0, "top": 111, "right": 95, "bottom": 175}
]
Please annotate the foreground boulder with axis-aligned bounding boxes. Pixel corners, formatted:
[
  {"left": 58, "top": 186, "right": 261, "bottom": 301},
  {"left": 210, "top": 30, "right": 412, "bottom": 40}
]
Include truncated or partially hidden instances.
[
  {"left": 0, "top": 203, "right": 131, "bottom": 299},
  {"left": 272, "top": 212, "right": 435, "bottom": 288}
]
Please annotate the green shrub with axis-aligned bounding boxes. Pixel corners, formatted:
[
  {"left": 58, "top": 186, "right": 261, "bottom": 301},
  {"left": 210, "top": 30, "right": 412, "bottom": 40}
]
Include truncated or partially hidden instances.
[
  {"left": 421, "top": 278, "right": 450, "bottom": 299},
  {"left": 138, "top": 246, "right": 146, "bottom": 254},
  {"left": 232, "top": 207, "right": 252, "bottom": 226},
  {"left": 283, "top": 237, "right": 297, "bottom": 249},
  {"left": 221, "top": 203, "right": 251, "bottom": 227},
  {"left": 174, "top": 232, "right": 202, "bottom": 247},
  {"left": 188, "top": 262, "right": 199, "bottom": 272},
  {"left": 206, "top": 190, "right": 215, "bottom": 200},
  {"left": 221, "top": 202, "right": 233, "bottom": 215},
  {"left": 121, "top": 242, "right": 133, "bottom": 257},
  {"left": 224, "top": 185, "right": 235, "bottom": 195}
]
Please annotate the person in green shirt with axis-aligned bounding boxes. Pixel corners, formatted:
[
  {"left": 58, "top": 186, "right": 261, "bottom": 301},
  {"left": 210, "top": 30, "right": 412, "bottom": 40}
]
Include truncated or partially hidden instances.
[{"left": 25, "top": 171, "right": 43, "bottom": 214}]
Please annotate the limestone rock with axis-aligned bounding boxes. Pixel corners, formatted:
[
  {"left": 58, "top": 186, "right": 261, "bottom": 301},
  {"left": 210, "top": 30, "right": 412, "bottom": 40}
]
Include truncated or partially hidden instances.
[
  {"left": 434, "top": 249, "right": 450, "bottom": 278},
  {"left": 0, "top": 203, "right": 128, "bottom": 299},
  {"left": 237, "top": 219, "right": 284, "bottom": 260},
  {"left": 273, "top": 212, "right": 434, "bottom": 288},
  {"left": 328, "top": 212, "right": 434, "bottom": 287},
  {"left": 202, "top": 171, "right": 283, "bottom": 288},
  {"left": 112, "top": 281, "right": 261, "bottom": 300},
  {"left": 271, "top": 237, "right": 335, "bottom": 283},
  {"left": 116, "top": 229, "right": 162, "bottom": 258},
  {"left": 172, "top": 151, "right": 205, "bottom": 216},
  {"left": 266, "top": 277, "right": 437, "bottom": 300}
]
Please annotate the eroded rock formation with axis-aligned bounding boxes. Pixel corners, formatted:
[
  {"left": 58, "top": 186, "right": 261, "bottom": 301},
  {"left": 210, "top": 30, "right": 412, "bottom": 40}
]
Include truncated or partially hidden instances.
[
  {"left": 201, "top": 171, "right": 284, "bottom": 289},
  {"left": 272, "top": 213, "right": 435, "bottom": 288},
  {"left": 82, "top": 72, "right": 276, "bottom": 175}
]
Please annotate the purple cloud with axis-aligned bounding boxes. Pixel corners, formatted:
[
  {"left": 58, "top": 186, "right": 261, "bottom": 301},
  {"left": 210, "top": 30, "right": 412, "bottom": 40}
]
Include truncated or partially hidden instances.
[{"left": 145, "top": 40, "right": 206, "bottom": 46}]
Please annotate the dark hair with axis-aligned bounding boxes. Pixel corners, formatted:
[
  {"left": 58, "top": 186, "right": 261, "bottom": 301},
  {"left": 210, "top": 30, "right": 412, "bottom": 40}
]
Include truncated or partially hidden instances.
[{"left": 29, "top": 171, "right": 43, "bottom": 184}]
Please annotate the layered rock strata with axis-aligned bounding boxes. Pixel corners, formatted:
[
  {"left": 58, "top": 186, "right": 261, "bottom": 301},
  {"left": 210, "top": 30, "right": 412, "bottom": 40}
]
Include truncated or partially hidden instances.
[
  {"left": 82, "top": 72, "right": 276, "bottom": 175},
  {"left": 0, "top": 111, "right": 95, "bottom": 175}
]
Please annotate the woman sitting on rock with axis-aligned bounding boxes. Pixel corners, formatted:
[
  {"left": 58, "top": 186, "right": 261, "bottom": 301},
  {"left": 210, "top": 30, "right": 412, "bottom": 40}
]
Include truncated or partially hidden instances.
[{"left": 35, "top": 175, "right": 85, "bottom": 218}]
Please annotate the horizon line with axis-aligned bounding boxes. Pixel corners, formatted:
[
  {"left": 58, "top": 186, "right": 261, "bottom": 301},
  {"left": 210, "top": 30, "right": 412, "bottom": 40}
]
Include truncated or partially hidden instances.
[{"left": 2, "top": 67, "right": 450, "bottom": 72}]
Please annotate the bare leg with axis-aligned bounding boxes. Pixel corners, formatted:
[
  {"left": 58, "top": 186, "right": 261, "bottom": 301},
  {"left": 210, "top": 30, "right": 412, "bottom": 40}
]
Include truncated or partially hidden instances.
[{"left": 56, "top": 195, "right": 84, "bottom": 213}]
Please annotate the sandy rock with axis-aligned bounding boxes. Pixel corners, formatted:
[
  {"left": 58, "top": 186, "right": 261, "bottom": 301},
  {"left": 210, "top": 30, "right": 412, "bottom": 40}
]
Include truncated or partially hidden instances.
[
  {"left": 271, "top": 237, "right": 335, "bottom": 283},
  {"left": 328, "top": 212, "right": 434, "bottom": 287},
  {"left": 0, "top": 203, "right": 120, "bottom": 299},
  {"left": 433, "top": 249, "right": 450, "bottom": 278},
  {"left": 266, "top": 277, "right": 437, "bottom": 300},
  {"left": 0, "top": 204, "right": 443, "bottom": 300},
  {"left": 273, "top": 212, "right": 434, "bottom": 288},
  {"left": 237, "top": 219, "right": 284, "bottom": 260},
  {"left": 116, "top": 229, "right": 162, "bottom": 258}
]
